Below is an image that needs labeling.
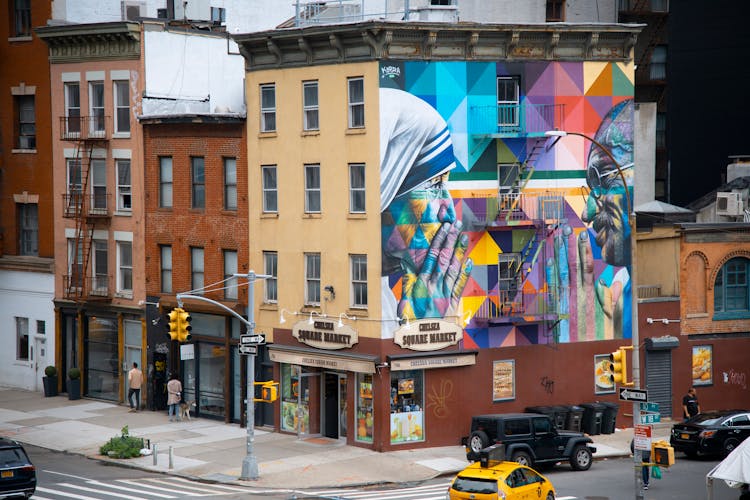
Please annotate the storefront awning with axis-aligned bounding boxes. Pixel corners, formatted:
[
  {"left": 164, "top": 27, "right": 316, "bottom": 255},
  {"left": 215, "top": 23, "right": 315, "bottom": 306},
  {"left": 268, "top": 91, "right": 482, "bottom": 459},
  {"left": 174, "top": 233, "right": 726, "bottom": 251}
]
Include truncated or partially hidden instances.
[
  {"left": 267, "top": 344, "right": 378, "bottom": 374},
  {"left": 387, "top": 350, "right": 478, "bottom": 371}
]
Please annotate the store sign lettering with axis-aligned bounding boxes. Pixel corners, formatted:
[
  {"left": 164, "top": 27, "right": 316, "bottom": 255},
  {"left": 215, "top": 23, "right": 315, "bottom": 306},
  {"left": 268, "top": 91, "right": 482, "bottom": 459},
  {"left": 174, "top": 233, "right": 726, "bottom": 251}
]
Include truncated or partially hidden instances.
[
  {"left": 292, "top": 320, "right": 358, "bottom": 350},
  {"left": 394, "top": 319, "right": 463, "bottom": 351}
]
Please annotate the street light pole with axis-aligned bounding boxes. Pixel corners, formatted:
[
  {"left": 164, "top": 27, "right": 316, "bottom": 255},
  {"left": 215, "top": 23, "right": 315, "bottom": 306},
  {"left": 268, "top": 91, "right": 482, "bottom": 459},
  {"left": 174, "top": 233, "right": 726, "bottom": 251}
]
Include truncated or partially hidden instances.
[
  {"left": 240, "top": 271, "right": 259, "bottom": 481},
  {"left": 545, "top": 130, "right": 642, "bottom": 500}
]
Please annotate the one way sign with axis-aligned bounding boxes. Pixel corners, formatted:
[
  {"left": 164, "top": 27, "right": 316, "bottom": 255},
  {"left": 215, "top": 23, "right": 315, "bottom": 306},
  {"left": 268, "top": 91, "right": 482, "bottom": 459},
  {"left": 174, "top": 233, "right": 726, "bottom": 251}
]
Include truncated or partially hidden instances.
[{"left": 619, "top": 387, "right": 648, "bottom": 402}]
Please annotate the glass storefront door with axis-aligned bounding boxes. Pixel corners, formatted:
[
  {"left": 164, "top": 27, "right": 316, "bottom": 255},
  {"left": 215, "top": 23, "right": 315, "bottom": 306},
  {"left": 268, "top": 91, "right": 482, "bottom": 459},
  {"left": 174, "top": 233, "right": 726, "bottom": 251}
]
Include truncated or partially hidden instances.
[
  {"left": 181, "top": 342, "right": 227, "bottom": 420},
  {"left": 323, "top": 372, "right": 347, "bottom": 440}
]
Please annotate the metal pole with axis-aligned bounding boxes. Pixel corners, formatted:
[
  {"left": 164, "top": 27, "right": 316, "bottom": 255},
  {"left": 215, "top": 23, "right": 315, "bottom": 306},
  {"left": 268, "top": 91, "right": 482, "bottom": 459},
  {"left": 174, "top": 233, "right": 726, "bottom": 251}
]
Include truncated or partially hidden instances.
[
  {"left": 240, "top": 271, "right": 259, "bottom": 481},
  {"left": 630, "top": 213, "right": 643, "bottom": 500}
]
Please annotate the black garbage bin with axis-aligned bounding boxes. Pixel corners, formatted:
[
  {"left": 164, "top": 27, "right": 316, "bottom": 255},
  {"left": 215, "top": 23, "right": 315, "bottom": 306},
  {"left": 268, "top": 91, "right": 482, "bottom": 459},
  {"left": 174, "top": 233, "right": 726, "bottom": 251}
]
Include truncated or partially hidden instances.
[
  {"left": 566, "top": 405, "right": 584, "bottom": 432},
  {"left": 526, "top": 406, "right": 554, "bottom": 422},
  {"left": 580, "top": 402, "right": 605, "bottom": 435},
  {"left": 601, "top": 402, "right": 620, "bottom": 434},
  {"left": 551, "top": 406, "right": 569, "bottom": 430}
]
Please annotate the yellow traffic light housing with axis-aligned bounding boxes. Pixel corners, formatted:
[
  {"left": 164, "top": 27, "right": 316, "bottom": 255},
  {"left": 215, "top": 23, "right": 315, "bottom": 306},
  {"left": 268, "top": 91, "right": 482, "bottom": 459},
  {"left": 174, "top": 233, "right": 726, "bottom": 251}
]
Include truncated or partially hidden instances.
[
  {"left": 254, "top": 381, "right": 279, "bottom": 403},
  {"left": 167, "top": 308, "right": 180, "bottom": 341},
  {"left": 177, "top": 308, "right": 192, "bottom": 342},
  {"left": 652, "top": 441, "right": 675, "bottom": 467},
  {"left": 609, "top": 346, "right": 634, "bottom": 387}
]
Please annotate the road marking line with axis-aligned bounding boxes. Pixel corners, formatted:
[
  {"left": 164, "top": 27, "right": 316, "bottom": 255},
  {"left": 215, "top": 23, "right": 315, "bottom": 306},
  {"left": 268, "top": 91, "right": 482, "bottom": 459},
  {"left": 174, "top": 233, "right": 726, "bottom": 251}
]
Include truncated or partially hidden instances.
[
  {"left": 57, "top": 482, "right": 143, "bottom": 500},
  {"left": 85, "top": 480, "right": 177, "bottom": 498},
  {"left": 35, "top": 486, "right": 101, "bottom": 500}
]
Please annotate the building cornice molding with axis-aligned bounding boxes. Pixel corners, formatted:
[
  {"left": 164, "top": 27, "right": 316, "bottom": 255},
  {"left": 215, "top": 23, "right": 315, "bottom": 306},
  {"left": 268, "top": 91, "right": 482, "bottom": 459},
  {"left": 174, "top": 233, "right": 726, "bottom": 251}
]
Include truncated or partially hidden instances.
[
  {"left": 36, "top": 22, "right": 141, "bottom": 63},
  {"left": 233, "top": 21, "right": 642, "bottom": 71}
]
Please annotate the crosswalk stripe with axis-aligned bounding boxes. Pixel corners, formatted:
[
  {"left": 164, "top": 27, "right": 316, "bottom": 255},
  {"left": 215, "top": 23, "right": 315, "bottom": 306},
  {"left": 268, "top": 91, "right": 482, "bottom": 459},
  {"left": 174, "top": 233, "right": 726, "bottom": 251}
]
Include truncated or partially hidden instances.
[
  {"left": 118, "top": 478, "right": 227, "bottom": 496},
  {"left": 84, "top": 480, "right": 177, "bottom": 498},
  {"left": 56, "top": 482, "right": 144, "bottom": 500},
  {"left": 337, "top": 484, "right": 449, "bottom": 499},
  {"left": 30, "top": 495, "right": 56, "bottom": 500},
  {"left": 35, "top": 486, "right": 102, "bottom": 500},
  {"left": 168, "top": 476, "right": 251, "bottom": 493},
  {"left": 138, "top": 478, "right": 228, "bottom": 494}
]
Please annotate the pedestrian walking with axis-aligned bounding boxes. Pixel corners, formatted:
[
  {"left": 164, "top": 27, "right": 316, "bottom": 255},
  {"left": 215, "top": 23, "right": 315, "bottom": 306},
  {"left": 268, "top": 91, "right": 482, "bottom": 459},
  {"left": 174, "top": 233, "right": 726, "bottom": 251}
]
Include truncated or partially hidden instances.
[
  {"left": 166, "top": 372, "right": 182, "bottom": 422},
  {"left": 630, "top": 439, "right": 651, "bottom": 490},
  {"left": 682, "top": 386, "right": 700, "bottom": 421},
  {"left": 127, "top": 362, "right": 143, "bottom": 412}
]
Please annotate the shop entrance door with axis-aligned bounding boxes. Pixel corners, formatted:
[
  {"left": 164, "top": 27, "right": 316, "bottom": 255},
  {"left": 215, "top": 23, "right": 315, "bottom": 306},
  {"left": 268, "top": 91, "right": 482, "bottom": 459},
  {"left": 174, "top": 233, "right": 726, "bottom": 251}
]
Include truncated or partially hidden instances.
[
  {"left": 296, "top": 368, "right": 320, "bottom": 438},
  {"left": 323, "top": 372, "right": 347, "bottom": 440}
]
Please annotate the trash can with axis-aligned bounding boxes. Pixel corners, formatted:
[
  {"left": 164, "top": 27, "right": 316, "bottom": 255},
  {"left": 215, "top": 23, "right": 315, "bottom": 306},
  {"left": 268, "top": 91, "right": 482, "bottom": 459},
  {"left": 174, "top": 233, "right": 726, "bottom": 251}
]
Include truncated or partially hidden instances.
[
  {"left": 526, "top": 406, "right": 554, "bottom": 422},
  {"left": 565, "top": 405, "right": 584, "bottom": 432},
  {"left": 580, "top": 402, "right": 605, "bottom": 435},
  {"left": 551, "top": 406, "right": 569, "bottom": 430},
  {"left": 601, "top": 402, "right": 620, "bottom": 434}
]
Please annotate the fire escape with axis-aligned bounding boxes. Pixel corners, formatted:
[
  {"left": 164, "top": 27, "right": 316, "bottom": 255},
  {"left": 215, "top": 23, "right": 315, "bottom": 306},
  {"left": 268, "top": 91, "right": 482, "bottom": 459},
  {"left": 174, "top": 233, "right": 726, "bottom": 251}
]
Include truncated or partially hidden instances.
[{"left": 61, "top": 114, "right": 111, "bottom": 301}]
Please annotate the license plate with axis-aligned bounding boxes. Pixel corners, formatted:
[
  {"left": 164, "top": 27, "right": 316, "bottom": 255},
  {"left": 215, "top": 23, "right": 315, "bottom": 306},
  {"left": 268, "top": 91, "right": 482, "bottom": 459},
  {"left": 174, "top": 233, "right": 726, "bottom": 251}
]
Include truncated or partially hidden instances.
[
  {"left": 1, "top": 470, "right": 13, "bottom": 478},
  {"left": 681, "top": 433, "right": 689, "bottom": 439}
]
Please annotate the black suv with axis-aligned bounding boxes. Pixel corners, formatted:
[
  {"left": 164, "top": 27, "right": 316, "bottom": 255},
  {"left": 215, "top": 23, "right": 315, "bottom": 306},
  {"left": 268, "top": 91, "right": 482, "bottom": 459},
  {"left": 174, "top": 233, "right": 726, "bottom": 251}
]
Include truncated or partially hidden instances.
[
  {"left": 463, "top": 413, "right": 596, "bottom": 471},
  {"left": 0, "top": 438, "right": 36, "bottom": 499}
]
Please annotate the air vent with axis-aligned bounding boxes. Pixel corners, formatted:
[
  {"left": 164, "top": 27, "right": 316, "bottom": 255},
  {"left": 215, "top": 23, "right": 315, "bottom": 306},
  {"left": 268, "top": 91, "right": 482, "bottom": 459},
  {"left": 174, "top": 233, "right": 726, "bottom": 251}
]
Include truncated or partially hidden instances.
[{"left": 716, "top": 192, "right": 743, "bottom": 216}]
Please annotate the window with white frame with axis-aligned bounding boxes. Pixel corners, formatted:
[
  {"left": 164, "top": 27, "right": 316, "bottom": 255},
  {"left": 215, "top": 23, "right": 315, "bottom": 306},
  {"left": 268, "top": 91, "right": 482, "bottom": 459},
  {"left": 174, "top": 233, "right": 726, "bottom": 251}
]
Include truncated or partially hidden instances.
[
  {"left": 15, "top": 95, "right": 35, "bottom": 149},
  {"left": 91, "top": 159, "right": 107, "bottom": 213},
  {"left": 305, "top": 164, "right": 321, "bottom": 213},
  {"left": 262, "top": 165, "right": 278, "bottom": 213},
  {"left": 16, "top": 317, "right": 29, "bottom": 361},
  {"left": 65, "top": 83, "right": 81, "bottom": 135},
  {"left": 260, "top": 84, "right": 276, "bottom": 132},
  {"left": 18, "top": 203, "right": 38, "bottom": 256},
  {"left": 350, "top": 254, "right": 368, "bottom": 308},
  {"left": 263, "top": 251, "right": 278, "bottom": 303},
  {"left": 117, "top": 241, "right": 133, "bottom": 293},
  {"left": 210, "top": 6, "right": 225, "bottom": 22},
  {"left": 93, "top": 240, "right": 108, "bottom": 293},
  {"left": 349, "top": 163, "right": 366, "bottom": 213},
  {"left": 347, "top": 77, "right": 365, "bottom": 128},
  {"left": 116, "top": 159, "right": 132, "bottom": 211},
  {"left": 89, "top": 81, "right": 105, "bottom": 135},
  {"left": 305, "top": 253, "right": 321, "bottom": 305},
  {"left": 224, "top": 250, "right": 238, "bottom": 300},
  {"left": 192, "top": 157, "right": 205, "bottom": 209},
  {"left": 497, "top": 77, "right": 520, "bottom": 127},
  {"left": 191, "top": 247, "right": 204, "bottom": 294},
  {"left": 224, "top": 157, "right": 237, "bottom": 210},
  {"left": 160, "top": 245, "right": 172, "bottom": 294},
  {"left": 303, "top": 81, "right": 319, "bottom": 131},
  {"left": 159, "top": 156, "right": 173, "bottom": 208},
  {"left": 114, "top": 80, "right": 130, "bottom": 134}
]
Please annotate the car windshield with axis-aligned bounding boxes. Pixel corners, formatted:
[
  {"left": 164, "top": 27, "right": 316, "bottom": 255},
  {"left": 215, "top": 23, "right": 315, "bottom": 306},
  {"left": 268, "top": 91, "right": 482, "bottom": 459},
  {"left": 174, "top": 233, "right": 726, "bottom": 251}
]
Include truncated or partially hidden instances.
[
  {"left": 690, "top": 414, "right": 727, "bottom": 427},
  {"left": 0, "top": 448, "right": 29, "bottom": 467},
  {"left": 452, "top": 476, "right": 499, "bottom": 494}
]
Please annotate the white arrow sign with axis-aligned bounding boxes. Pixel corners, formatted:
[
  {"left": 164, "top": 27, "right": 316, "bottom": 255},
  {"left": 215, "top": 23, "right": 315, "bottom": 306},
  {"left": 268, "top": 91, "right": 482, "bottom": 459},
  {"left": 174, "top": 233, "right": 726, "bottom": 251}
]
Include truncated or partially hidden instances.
[
  {"left": 239, "top": 345, "right": 257, "bottom": 355},
  {"left": 240, "top": 334, "right": 266, "bottom": 345},
  {"left": 619, "top": 387, "right": 648, "bottom": 402}
]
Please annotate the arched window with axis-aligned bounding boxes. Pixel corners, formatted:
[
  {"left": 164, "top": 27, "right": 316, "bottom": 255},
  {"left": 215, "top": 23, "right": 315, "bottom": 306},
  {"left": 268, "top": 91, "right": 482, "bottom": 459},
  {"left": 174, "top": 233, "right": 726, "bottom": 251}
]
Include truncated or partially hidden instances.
[{"left": 714, "top": 257, "right": 750, "bottom": 317}]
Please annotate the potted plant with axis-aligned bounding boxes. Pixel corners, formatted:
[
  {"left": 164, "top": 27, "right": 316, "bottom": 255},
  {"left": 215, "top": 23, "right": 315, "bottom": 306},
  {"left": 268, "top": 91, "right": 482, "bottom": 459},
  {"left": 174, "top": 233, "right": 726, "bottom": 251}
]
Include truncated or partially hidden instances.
[
  {"left": 43, "top": 366, "right": 58, "bottom": 397},
  {"left": 68, "top": 367, "right": 81, "bottom": 401}
]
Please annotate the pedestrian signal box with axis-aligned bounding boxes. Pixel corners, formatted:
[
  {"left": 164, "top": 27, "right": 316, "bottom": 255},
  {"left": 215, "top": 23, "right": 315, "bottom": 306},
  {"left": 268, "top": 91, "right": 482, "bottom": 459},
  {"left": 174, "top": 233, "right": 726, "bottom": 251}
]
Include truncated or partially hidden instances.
[
  {"left": 254, "top": 381, "right": 279, "bottom": 403},
  {"left": 652, "top": 441, "right": 675, "bottom": 467}
]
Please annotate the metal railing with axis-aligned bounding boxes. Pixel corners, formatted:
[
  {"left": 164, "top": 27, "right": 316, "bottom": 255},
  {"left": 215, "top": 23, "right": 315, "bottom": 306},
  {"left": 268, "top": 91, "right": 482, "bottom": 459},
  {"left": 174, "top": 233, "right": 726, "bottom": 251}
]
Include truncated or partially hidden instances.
[
  {"left": 60, "top": 116, "right": 110, "bottom": 141},
  {"left": 293, "top": 0, "right": 458, "bottom": 26},
  {"left": 495, "top": 191, "right": 566, "bottom": 223},
  {"left": 62, "top": 193, "right": 111, "bottom": 218},
  {"left": 474, "top": 290, "right": 555, "bottom": 320},
  {"left": 470, "top": 103, "right": 564, "bottom": 137},
  {"left": 63, "top": 275, "right": 112, "bottom": 300}
]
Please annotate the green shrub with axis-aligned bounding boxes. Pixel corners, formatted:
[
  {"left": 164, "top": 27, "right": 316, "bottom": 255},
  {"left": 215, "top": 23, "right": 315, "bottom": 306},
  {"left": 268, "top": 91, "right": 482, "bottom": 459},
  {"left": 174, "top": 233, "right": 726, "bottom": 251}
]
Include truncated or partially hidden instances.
[
  {"left": 99, "top": 426, "right": 143, "bottom": 459},
  {"left": 45, "top": 366, "right": 57, "bottom": 377},
  {"left": 68, "top": 367, "right": 81, "bottom": 380}
]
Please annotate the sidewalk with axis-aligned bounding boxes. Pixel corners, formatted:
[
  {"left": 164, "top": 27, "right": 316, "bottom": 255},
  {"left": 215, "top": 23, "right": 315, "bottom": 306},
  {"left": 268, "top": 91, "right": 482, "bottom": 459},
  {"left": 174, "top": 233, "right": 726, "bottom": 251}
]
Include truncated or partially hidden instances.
[{"left": 0, "top": 387, "right": 671, "bottom": 489}]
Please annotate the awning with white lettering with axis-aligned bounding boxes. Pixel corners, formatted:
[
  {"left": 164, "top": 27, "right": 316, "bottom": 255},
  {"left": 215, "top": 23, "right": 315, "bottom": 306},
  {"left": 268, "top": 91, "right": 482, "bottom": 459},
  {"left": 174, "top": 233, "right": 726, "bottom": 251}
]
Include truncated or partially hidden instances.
[
  {"left": 387, "top": 350, "right": 478, "bottom": 371},
  {"left": 267, "top": 344, "right": 378, "bottom": 374}
]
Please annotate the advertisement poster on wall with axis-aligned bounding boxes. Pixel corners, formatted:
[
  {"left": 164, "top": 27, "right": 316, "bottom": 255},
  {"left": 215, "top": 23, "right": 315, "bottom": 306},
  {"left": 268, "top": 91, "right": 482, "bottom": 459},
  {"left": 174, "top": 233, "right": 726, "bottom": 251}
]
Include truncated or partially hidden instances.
[
  {"left": 493, "top": 360, "right": 515, "bottom": 401},
  {"left": 594, "top": 354, "right": 616, "bottom": 394},
  {"left": 692, "top": 345, "right": 712, "bottom": 386}
]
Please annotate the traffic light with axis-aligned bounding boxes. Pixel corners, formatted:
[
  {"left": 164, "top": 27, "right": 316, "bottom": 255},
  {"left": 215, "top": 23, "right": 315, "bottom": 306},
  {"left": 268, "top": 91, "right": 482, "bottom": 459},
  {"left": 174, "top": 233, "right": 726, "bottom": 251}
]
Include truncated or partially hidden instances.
[
  {"left": 609, "top": 346, "right": 633, "bottom": 387},
  {"left": 652, "top": 441, "right": 675, "bottom": 467},
  {"left": 177, "top": 308, "right": 192, "bottom": 342},
  {"left": 167, "top": 308, "right": 180, "bottom": 341},
  {"left": 254, "top": 381, "right": 279, "bottom": 403}
]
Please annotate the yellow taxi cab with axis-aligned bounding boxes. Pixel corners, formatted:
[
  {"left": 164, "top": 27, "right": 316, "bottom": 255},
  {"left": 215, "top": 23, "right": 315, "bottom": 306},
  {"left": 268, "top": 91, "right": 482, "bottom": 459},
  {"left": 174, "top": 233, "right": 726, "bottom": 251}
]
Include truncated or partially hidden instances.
[{"left": 447, "top": 460, "right": 556, "bottom": 500}]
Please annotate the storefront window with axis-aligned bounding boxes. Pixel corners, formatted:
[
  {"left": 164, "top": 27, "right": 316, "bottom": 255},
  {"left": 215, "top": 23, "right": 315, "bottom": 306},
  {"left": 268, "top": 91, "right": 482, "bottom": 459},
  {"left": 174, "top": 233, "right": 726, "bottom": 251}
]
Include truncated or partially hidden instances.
[
  {"left": 190, "top": 312, "right": 225, "bottom": 337},
  {"left": 199, "top": 344, "right": 226, "bottom": 418},
  {"left": 390, "top": 369, "right": 424, "bottom": 444},
  {"left": 85, "top": 316, "right": 119, "bottom": 401},
  {"left": 280, "top": 364, "right": 310, "bottom": 433},
  {"left": 356, "top": 373, "right": 374, "bottom": 443}
]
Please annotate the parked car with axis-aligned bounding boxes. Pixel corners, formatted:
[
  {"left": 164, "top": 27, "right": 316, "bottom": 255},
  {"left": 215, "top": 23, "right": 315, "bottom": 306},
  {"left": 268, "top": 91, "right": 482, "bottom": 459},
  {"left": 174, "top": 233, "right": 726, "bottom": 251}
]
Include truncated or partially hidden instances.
[
  {"left": 0, "top": 438, "right": 36, "bottom": 499},
  {"left": 448, "top": 459, "right": 556, "bottom": 500},
  {"left": 462, "top": 413, "right": 596, "bottom": 471},
  {"left": 670, "top": 409, "right": 750, "bottom": 458}
]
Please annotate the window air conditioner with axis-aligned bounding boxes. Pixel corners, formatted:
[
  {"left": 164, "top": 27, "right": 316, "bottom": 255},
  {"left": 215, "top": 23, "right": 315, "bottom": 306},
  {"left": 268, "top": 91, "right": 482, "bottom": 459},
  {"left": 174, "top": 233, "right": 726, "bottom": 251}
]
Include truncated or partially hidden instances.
[{"left": 716, "top": 192, "right": 743, "bottom": 216}]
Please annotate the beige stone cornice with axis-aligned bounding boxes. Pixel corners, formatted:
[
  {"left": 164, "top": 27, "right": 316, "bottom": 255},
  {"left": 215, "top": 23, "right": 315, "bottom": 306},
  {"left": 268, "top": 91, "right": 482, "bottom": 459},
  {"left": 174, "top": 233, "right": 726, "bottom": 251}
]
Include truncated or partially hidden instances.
[{"left": 36, "top": 22, "right": 141, "bottom": 63}]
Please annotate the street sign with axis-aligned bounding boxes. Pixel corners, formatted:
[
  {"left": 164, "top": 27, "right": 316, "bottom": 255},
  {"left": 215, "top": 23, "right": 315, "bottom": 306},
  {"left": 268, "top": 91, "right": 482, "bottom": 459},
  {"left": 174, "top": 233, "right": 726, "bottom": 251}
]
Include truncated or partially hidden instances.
[
  {"left": 240, "top": 333, "right": 266, "bottom": 345},
  {"left": 640, "top": 402, "right": 659, "bottom": 413},
  {"left": 634, "top": 424, "right": 652, "bottom": 451},
  {"left": 239, "top": 345, "right": 257, "bottom": 355},
  {"left": 619, "top": 387, "right": 648, "bottom": 402},
  {"left": 640, "top": 412, "right": 661, "bottom": 424}
]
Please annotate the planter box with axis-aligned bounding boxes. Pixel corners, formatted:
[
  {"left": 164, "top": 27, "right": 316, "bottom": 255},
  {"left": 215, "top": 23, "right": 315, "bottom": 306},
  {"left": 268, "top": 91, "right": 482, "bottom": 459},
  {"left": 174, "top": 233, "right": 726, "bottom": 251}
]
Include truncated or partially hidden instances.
[
  {"left": 68, "top": 378, "right": 81, "bottom": 400},
  {"left": 43, "top": 376, "right": 58, "bottom": 397}
]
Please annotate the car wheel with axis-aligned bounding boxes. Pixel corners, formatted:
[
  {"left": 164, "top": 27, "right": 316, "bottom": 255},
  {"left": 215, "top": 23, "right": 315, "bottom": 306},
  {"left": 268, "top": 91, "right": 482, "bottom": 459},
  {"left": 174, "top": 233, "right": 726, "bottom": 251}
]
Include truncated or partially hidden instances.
[
  {"left": 723, "top": 438, "right": 741, "bottom": 456},
  {"left": 469, "top": 430, "right": 489, "bottom": 453},
  {"left": 546, "top": 492, "right": 555, "bottom": 500},
  {"left": 511, "top": 450, "right": 533, "bottom": 466},
  {"left": 570, "top": 445, "right": 593, "bottom": 471}
]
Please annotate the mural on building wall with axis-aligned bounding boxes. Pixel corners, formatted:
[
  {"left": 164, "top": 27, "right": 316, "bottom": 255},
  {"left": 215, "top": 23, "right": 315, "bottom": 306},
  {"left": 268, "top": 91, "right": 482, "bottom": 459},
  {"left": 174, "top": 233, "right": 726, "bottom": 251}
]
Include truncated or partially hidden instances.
[{"left": 379, "top": 60, "right": 634, "bottom": 346}]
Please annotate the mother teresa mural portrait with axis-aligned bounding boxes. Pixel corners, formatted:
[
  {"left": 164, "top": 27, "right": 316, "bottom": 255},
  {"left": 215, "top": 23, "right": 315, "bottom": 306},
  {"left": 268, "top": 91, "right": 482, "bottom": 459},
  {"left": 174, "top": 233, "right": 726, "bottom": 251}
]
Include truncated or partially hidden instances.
[{"left": 380, "top": 87, "right": 472, "bottom": 326}]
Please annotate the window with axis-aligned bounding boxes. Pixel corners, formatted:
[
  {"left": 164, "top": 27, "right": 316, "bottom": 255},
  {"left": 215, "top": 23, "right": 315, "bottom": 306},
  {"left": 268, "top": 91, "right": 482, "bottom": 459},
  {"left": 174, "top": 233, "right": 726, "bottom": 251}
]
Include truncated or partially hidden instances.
[
  {"left": 93, "top": 240, "right": 108, "bottom": 293},
  {"left": 431, "top": 0, "right": 453, "bottom": 4},
  {"left": 262, "top": 165, "right": 278, "bottom": 213},
  {"left": 546, "top": 0, "right": 564, "bottom": 21},
  {"left": 191, "top": 247, "right": 205, "bottom": 293},
  {"left": 37, "top": 320, "right": 45, "bottom": 335},
  {"left": 210, "top": 6, "right": 225, "bottom": 22},
  {"left": 191, "top": 157, "right": 205, "bottom": 209},
  {"left": 66, "top": 158, "right": 83, "bottom": 215},
  {"left": 91, "top": 159, "right": 107, "bottom": 213},
  {"left": 114, "top": 80, "right": 130, "bottom": 134},
  {"left": 18, "top": 203, "right": 38, "bottom": 256},
  {"left": 264, "top": 251, "right": 278, "bottom": 303},
  {"left": 349, "top": 163, "right": 366, "bottom": 213},
  {"left": 350, "top": 254, "right": 367, "bottom": 308},
  {"left": 714, "top": 257, "right": 750, "bottom": 315},
  {"left": 656, "top": 113, "right": 666, "bottom": 150},
  {"left": 67, "top": 238, "right": 84, "bottom": 289},
  {"left": 347, "top": 77, "right": 365, "bottom": 128},
  {"left": 159, "top": 157, "right": 173, "bottom": 208},
  {"left": 305, "top": 164, "right": 321, "bottom": 213},
  {"left": 116, "top": 160, "right": 132, "bottom": 211},
  {"left": 305, "top": 253, "right": 321, "bottom": 305},
  {"left": 497, "top": 77, "right": 520, "bottom": 127},
  {"left": 161, "top": 245, "right": 172, "bottom": 294},
  {"left": 224, "top": 250, "right": 238, "bottom": 300},
  {"left": 650, "top": 45, "right": 667, "bottom": 81},
  {"left": 13, "top": 0, "right": 31, "bottom": 37},
  {"left": 260, "top": 84, "right": 276, "bottom": 132},
  {"left": 303, "top": 81, "right": 319, "bottom": 131},
  {"left": 118, "top": 241, "right": 133, "bottom": 293},
  {"left": 498, "top": 253, "right": 521, "bottom": 295},
  {"left": 65, "top": 83, "right": 81, "bottom": 136},
  {"left": 15, "top": 95, "right": 35, "bottom": 149},
  {"left": 89, "top": 81, "right": 105, "bottom": 135},
  {"left": 224, "top": 157, "right": 237, "bottom": 210},
  {"left": 16, "top": 317, "right": 29, "bottom": 361}
]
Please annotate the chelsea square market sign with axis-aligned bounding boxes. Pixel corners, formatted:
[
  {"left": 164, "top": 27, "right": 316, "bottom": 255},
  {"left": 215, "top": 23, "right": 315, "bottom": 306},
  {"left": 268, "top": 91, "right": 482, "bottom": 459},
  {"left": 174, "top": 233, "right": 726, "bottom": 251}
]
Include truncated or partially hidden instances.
[
  {"left": 394, "top": 319, "right": 463, "bottom": 351},
  {"left": 293, "top": 319, "right": 358, "bottom": 350}
]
